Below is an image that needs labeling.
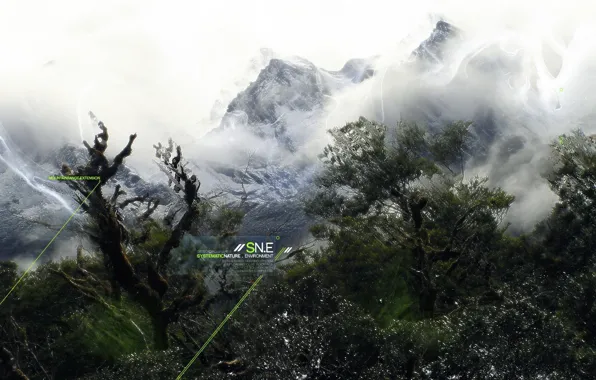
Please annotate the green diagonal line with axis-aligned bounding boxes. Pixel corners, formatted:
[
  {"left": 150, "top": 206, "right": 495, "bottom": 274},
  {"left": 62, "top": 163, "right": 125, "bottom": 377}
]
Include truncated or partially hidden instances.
[
  {"left": 0, "top": 180, "right": 101, "bottom": 307},
  {"left": 175, "top": 246, "right": 293, "bottom": 379},
  {"left": 175, "top": 274, "right": 264, "bottom": 380},
  {"left": 275, "top": 246, "right": 286, "bottom": 261}
]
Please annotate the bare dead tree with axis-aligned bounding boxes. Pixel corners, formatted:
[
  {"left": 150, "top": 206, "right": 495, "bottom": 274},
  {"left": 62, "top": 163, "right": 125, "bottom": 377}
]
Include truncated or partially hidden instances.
[
  {"left": 153, "top": 139, "right": 201, "bottom": 272},
  {"left": 54, "top": 113, "right": 207, "bottom": 349}
]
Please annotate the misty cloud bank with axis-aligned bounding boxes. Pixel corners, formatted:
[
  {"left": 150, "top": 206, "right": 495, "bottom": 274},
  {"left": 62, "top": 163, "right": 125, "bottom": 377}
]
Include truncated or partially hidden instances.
[{"left": 2, "top": 0, "right": 596, "bottom": 263}]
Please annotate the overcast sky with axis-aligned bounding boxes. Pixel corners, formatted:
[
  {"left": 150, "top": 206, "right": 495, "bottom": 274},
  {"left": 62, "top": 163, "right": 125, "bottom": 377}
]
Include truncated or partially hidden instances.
[
  {"left": 0, "top": 0, "right": 593, "bottom": 144},
  {"left": 0, "top": 0, "right": 436, "bottom": 170},
  {"left": 1, "top": 1, "right": 596, "bottom": 226}
]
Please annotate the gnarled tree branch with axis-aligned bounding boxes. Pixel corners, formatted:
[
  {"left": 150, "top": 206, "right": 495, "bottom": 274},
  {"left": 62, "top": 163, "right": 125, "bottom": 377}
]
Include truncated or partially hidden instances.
[{"left": 0, "top": 346, "right": 29, "bottom": 380}]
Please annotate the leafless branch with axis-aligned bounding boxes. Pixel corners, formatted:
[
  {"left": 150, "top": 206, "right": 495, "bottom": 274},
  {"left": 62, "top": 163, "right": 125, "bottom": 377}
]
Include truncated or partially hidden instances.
[
  {"left": 9, "top": 318, "right": 49, "bottom": 380},
  {"left": 140, "top": 199, "right": 160, "bottom": 220},
  {"left": 0, "top": 346, "right": 29, "bottom": 380},
  {"left": 49, "top": 269, "right": 113, "bottom": 310},
  {"left": 110, "top": 184, "right": 126, "bottom": 205},
  {"left": 119, "top": 194, "right": 149, "bottom": 210}
]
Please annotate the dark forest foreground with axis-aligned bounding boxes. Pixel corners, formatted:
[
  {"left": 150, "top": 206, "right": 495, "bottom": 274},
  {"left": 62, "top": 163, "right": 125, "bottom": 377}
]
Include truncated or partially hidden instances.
[{"left": 1, "top": 117, "right": 595, "bottom": 379}]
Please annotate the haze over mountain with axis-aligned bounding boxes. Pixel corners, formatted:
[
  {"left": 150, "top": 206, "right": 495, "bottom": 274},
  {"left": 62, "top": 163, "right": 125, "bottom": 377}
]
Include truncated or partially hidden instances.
[{"left": 2, "top": 1, "right": 596, "bottom": 266}]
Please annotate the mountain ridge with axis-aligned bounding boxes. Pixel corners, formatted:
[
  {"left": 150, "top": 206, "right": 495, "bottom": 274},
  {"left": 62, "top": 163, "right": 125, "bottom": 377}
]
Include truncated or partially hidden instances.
[{"left": 0, "top": 20, "right": 459, "bottom": 260}]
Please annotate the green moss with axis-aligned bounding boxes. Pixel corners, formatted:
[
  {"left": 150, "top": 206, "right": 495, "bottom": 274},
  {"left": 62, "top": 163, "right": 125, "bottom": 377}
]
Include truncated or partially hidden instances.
[
  {"left": 136, "top": 221, "right": 171, "bottom": 255},
  {"left": 62, "top": 298, "right": 151, "bottom": 361}
]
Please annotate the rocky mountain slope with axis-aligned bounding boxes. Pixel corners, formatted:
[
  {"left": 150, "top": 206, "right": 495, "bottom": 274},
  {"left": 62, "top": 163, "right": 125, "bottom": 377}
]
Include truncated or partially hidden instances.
[
  {"left": 213, "top": 55, "right": 375, "bottom": 152},
  {"left": 1, "top": 20, "right": 483, "bottom": 261}
]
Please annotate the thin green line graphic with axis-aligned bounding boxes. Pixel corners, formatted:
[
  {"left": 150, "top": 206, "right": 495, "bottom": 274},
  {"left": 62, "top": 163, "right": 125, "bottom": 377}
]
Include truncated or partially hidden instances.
[
  {"left": 275, "top": 246, "right": 286, "bottom": 261},
  {"left": 175, "top": 245, "right": 293, "bottom": 379},
  {"left": 175, "top": 274, "right": 265, "bottom": 380},
  {"left": 0, "top": 180, "right": 101, "bottom": 307}
]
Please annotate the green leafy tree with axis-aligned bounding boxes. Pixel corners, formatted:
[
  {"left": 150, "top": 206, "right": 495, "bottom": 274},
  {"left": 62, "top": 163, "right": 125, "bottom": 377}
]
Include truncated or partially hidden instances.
[
  {"left": 305, "top": 117, "right": 513, "bottom": 319},
  {"left": 5, "top": 118, "right": 596, "bottom": 379}
]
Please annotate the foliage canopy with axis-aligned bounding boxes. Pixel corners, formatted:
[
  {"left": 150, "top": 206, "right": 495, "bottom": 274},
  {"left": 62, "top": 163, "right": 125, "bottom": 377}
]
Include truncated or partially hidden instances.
[{"left": 1, "top": 119, "right": 595, "bottom": 379}]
